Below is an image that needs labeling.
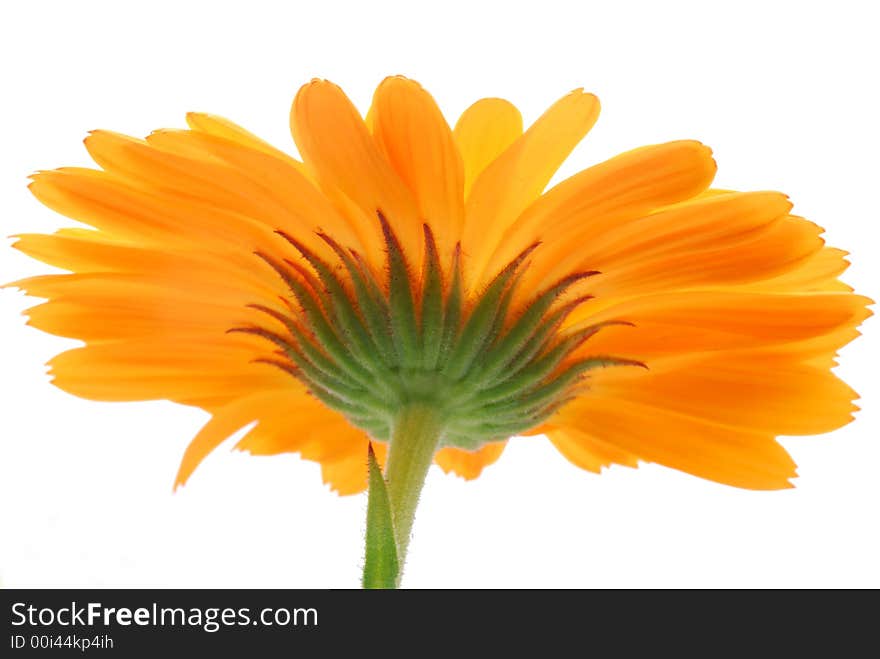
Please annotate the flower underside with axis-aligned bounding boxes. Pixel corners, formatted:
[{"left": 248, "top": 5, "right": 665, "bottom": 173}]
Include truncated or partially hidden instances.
[{"left": 233, "top": 211, "right": 643, "bottom": 450}]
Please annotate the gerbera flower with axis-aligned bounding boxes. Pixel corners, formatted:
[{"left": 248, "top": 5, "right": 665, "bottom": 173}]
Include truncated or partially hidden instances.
[{"left": 9, "top": 76, "right": 870, "bottom": 587}]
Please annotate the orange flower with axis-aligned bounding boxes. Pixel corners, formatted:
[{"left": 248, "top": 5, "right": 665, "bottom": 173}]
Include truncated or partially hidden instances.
[{"left": 10, "top": 76, "right": 870, "bottom": 502}]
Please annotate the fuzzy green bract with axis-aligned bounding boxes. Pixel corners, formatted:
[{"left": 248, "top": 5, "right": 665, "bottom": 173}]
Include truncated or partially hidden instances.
[
  {"left": 233, "top": 212, "right": 641, "bottom": 451},
  {"left": 362, "top": 443, "right": 399, "bottom": 589}
]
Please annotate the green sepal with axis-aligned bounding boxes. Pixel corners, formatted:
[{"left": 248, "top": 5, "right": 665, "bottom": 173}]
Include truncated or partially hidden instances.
[
  {"left": 487, "top": 355, "right": 645, "bottom": 420},
  {"left": 362, "top": 443, "right": 400, "bottom": 589},
  {"left": 442, "top": 242, "right": 538, "bottom": 380},
  {"left": 318, "top": 233, "right": 399, "bottom": 368},
  {"left": 419, "top": 224, "right": 445, "bottom": 370},
  {"left": 482, "top": 361, "right": 588, "bottom": 417},
  {"left": 228, "top": 323, "right": 392, "bottom": 420},
  {"left": 277, "top": 231, "right": 381, "bottom": 369},
  {"left": 482, "top": 294, "right": 592, "bottom": 387},
  {"left": 352, "top": 250, "right": 394, "bottom": 328},
  {"left": 245, "top": 304, "right": 363, "bottom": 389},
  {"left": 457, "top": 330, "right": 582, "bottom": 409},
  {"left": 437, "top": 243, "right": 463, "bottom": 366},
  {"left": 477, "top": 271, "right": 598, "bottom": 382},
  {"left": 463, "top": 323, "right": 628, "bottom": 409},
  {"left": 483, "top": 266, "right": 523, "bottom": 353},
  {"left": 255, "top": 251, "right": 376, "bottom": 387},
  {"left": 379, "top": 212, "right": 420, "bottom": 370}
]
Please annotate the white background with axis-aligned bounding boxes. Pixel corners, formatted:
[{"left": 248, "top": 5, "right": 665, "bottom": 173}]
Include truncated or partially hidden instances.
[{"left": 1, "top": 0, "right": 877, "bottom": 588}]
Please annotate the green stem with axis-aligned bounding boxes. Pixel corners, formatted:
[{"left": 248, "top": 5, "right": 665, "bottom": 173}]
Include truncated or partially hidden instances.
[{"left": 383, "top": 403, "right": 444, "bottom": 586}]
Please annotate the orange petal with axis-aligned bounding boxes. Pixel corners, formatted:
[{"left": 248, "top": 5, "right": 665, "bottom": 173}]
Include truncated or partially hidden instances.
[
  {"left": 462, "top": 90, "right": 600, "bottom": 287},
  {"left": 545, "top": 426, "right": 639, "bottom": 473},
  {"left": 12, "top": 269, "right": 273, "bottom": 311},
  {"left": 589, "top": 214, "right": 824, "bottom": 297},
  {"left": 434, "top": 441, "right": 506, "bottom": 479},
  {"left": 586, "top": 351, "right": 859, "bottom": 437},
  {"left": 234, "top": 403, "right": 384, "bottom": 495},
  {"left": 574, "top": 290, "right": 872, "bottom": 360},
  {"left": 28, "top": 167, "right": 294, "bottom": 255},
  {"left": 542, "top": 191, "right": 790, "bottom": 289},
  {"left": 318, "top": 441, "right": 388, "bottom": 496},
  {"left": 290, "top": 79, "right": 421, "bottom": 268},
  {"left": 185, "top": 111, "right": 312, "bottom": 178},
  {"left": 145, "top": 129, "right": 363, "bottom": 253},
  {"left": 20, "top": 287, "right": 277, "bottom": 344},
  {"left": 47, "top": 336, "right": 287, "bottom": 406},
  {"left": 175, "top": 387, "right": 311, "bottom": 488},
  {"left": 497, "top": 140, "right": 717, "bottom": 290},
  {"left": 453, "top": 97, "right": 523, "bottom": 198},
  {"left": 743, "top": 246, "right": 853, "bottom": 292},
  {"left": 81, "top": 131, "right": 347, "bottom": 261},
  {"left": 554, "top": 396, "right": 798, "bottom": 490},
  {"left": 369, "top": 76, "right": 464, "bottom": 258},
  {"left": 12, "top": 232, "right": 277, "bottom": 297},
  {"left": 318, "top": 452, "right": 370, "bottom": 495},
  {"left": 85, "top": 130, "right": 278, "bottom": 209}
]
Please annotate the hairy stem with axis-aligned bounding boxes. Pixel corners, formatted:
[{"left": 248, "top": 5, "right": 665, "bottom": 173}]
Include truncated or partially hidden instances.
[{"left": 382, "top": 403, "right": 444, "bottom": 585}]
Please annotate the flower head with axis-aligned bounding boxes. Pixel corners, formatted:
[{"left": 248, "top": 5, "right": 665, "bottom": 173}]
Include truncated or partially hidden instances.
[{"left": 11, "top": 76, "right": 870, "bottom": 503}]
